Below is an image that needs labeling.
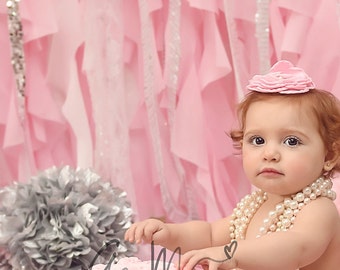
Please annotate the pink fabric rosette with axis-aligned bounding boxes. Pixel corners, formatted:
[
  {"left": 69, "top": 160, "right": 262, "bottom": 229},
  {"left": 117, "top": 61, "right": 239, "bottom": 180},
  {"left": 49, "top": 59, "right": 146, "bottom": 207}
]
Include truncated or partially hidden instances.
[{"left": 247, "top": 60, "right": 315, "bottom": 94}]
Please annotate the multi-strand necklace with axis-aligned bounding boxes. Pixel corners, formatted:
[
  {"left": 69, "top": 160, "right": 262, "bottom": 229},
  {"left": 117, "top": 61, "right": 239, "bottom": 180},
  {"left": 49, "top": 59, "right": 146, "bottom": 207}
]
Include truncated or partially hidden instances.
[{"left": 229, "top": 177, "right": 336, "bottom": 240}]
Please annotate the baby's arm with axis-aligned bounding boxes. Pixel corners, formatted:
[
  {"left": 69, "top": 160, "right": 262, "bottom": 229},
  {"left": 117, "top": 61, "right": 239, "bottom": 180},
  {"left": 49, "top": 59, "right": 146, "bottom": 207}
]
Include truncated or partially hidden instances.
[
  {"left": 125, "top": 216, "right": 232, "bottom": 253},
  {"left": 181, "top": 198, "right": 339, "bottom": 270}
]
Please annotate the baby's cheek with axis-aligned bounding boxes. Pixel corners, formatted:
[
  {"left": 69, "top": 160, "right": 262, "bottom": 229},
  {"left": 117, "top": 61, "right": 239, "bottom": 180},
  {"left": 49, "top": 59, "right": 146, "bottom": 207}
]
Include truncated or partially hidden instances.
[{"left": 287, "top": 158, "right": 323, "bottom": 181}]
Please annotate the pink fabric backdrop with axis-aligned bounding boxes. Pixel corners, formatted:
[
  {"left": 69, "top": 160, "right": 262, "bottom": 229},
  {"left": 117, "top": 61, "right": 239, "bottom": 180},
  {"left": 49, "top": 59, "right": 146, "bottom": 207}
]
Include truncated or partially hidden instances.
[{"left": 0, "top": 0, "right": 340, "bottom": 223}]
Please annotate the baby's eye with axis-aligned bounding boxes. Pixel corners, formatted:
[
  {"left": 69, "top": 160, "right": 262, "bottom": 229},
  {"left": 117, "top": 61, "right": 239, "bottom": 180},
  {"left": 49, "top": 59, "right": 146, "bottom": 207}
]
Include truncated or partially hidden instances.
[
  {"left": 250, "top": 136, "right": 265, "bottom": 145},
  {"left": 283, "top": 136, "right": 301, "bottom": 147}
]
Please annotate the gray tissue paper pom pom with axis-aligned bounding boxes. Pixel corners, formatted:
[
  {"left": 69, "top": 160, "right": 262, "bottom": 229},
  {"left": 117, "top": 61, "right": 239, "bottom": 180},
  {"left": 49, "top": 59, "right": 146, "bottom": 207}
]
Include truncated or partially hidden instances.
[{"left": 0, "top": 166, "right": 137, "bottom": 269}]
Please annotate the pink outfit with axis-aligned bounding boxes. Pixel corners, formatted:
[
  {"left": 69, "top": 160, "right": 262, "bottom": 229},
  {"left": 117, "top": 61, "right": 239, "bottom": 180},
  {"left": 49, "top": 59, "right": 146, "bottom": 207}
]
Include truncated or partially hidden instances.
[{"left": 0, "top": 0, "right": 339, "bottom": 225}]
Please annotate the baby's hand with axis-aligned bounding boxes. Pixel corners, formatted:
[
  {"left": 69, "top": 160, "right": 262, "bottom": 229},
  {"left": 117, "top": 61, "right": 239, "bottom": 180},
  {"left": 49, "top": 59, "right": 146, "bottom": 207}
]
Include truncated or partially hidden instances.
[
  {"left": 124, "top": 218, "right": 170, "bottom": 244},
  {"left": 180, "top": 245, "right": 237, "bottom": 270}
]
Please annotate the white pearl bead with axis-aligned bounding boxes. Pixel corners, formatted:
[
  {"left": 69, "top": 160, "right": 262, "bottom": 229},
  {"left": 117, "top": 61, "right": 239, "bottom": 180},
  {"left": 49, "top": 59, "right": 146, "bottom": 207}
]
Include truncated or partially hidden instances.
[
  {"left": 311, "top": 182, "right": 317, "bottom": 190},
  {"left": 284, "top": 209, "right": 293, "bottom": 218},
  {"left": 326, "top": 180, "right": 332, "bottom": 188},
  {"left": 309, "top": 193, "right": 316, "bottom": 200},
  {"left": 295, "top": 192, "right": 304, "bottom": 202},
  {"left": 263, "top": 218, "right": 270, "bottom": 227},
  {"left": 269, "top": 224, "right": 276, "bottom": 232},
  {"left": 241, "top": 217, "right": 248, "bottom": 223},
  {"left": 275, "top": 203, "right": 284, "bottom": 213},
  {"left": 328, "top": 190, "right": 336, "bottom": 200},
  {"left": 256, "top": 196, "right": 263, "bottom": 203},
  {"left": 236, "top": 210, "right": 242, "bottom": 217},
  {"left": 282, "top": 218, "right": 291, "bottom": 228},
  {"left": 259, "top": 227, "right": 266, "bottom": 234},
  {"left": 290, "top": 200, "right": 298, "bottom": 209},
  {"left": 268, "top": 211, "right": 277, "bottom": 219},
  {"left": 284, "top": 198, "right": 291, "bottom": 207},
  {"left": 303, "top": 187, "right": 312, "bottom": 195},
  {"left": 298, "top": 203, "right": 304, "bottom": 209}
]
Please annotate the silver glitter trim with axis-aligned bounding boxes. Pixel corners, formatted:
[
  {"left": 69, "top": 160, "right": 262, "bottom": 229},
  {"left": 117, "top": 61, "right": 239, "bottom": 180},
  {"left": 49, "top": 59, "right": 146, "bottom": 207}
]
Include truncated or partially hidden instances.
[
  {"left": 255, "top": 0, "right": 271, "bottom": 74},
  {"left": 6, "top": 0, "right": 26, "bottom": 121}
]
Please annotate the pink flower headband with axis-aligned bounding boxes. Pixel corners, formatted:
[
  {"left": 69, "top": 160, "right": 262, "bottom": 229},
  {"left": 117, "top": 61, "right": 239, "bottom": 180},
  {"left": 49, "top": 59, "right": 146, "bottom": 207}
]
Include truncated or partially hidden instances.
[{"left": 247, "top": 60, "right": 315, "bottom": 94}]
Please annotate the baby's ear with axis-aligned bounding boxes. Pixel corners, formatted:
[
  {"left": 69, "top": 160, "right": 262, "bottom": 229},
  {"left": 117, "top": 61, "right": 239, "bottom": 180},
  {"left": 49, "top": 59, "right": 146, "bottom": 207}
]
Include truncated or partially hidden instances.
[{"left": 324, "top": 143, "right": 340, "bottom": 172}]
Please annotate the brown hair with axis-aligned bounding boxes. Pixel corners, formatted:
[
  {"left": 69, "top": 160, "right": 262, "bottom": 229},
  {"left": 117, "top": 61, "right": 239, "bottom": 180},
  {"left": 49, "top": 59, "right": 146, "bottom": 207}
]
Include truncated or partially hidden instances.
[{"left": 229, "top": 89, "right": 340, "bottom": 177}]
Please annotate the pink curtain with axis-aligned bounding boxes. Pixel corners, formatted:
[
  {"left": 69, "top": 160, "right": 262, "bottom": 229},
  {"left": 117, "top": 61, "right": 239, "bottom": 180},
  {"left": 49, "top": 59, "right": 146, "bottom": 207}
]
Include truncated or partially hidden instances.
[{"left": 0, "top": 0, "right": 339, "bottom": 223}]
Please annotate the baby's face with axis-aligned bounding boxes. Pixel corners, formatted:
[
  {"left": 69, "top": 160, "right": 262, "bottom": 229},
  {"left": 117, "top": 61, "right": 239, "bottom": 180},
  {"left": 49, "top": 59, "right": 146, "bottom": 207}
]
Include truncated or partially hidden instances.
[{"left": 241, "top": 98, "right": 327, "bottom": 196}]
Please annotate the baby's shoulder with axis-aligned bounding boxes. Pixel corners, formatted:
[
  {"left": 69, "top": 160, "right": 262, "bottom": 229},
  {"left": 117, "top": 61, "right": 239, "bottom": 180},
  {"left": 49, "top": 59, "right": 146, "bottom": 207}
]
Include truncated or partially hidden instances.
[
  {"left": 293, "top": 197, "right": 339, "bottom": 231},
  {"left": 302, "top": 197, "right": 339, "bottom": 215}
]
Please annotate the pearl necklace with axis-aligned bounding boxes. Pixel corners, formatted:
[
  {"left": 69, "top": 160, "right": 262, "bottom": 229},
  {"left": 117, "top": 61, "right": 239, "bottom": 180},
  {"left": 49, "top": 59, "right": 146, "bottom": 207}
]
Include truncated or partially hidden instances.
[{"left": 229, "top": 177, "right": 336, "bottom": 240}]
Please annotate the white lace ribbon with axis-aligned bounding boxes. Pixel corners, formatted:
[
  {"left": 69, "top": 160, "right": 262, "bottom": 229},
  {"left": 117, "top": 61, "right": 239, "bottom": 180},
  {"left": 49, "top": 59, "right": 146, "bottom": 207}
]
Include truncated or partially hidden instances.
[
  {"left": 164, "top": 0, "right": 198, "bottom": 220},
  {"left": 83, "top": 0, "right": 134, "bottom": 199},
  {"left": 139, "top": 0, "right": 187, "bottom": 221}
]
